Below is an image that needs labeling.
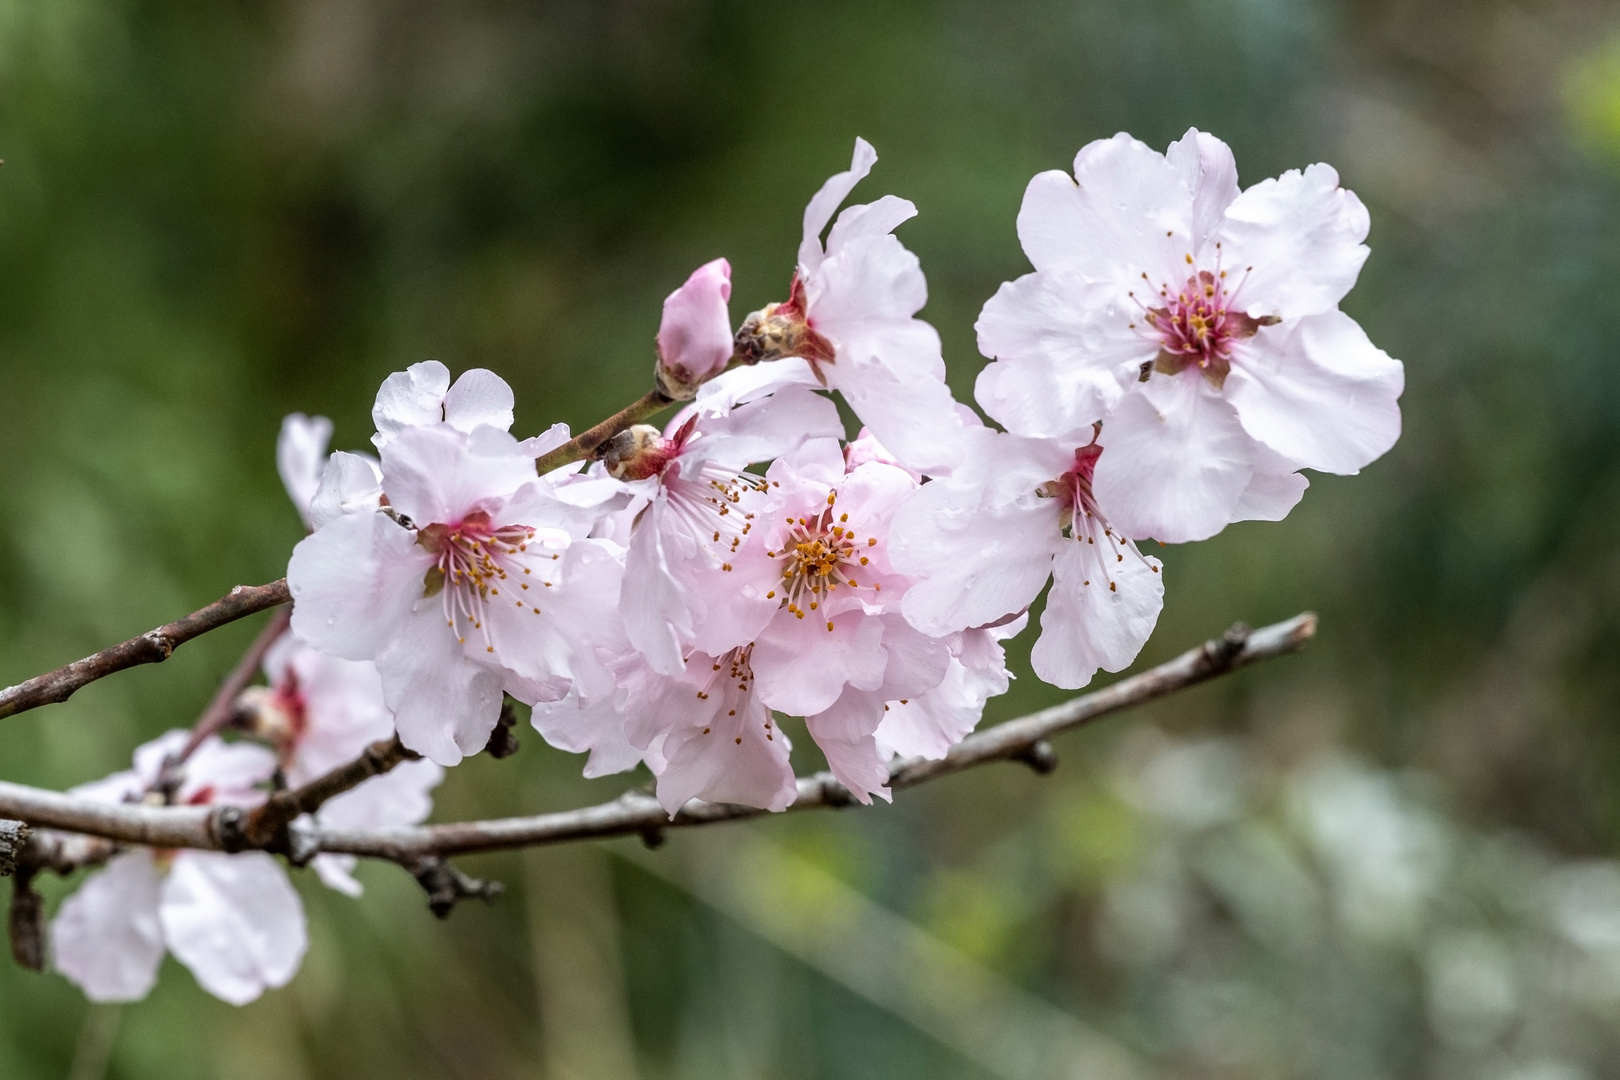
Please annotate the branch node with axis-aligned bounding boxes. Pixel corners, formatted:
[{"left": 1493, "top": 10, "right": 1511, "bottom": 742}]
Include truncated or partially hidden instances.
[
  {"left": 0, "top": 820, "right": 30, "bottom": 878},
  {"left": 1013, "top": 739, "right": 1059, "bottom": 775},
  {"left": 142, "top": 630, "right": 176, "bottom": 662},
  {"left": 1202, "top": 621, "right": 1252, "bottom": 671},
  {"left": 9, "top": 871, "right": 45, "bottom": 972},
  {"left": 284, "top": 820, "right": 321, "bottom": 868},
  {"left": 483, "top": 697, "right": 522, "bottom": 759},
  {"left": 213, "top": 807, "right": 249, "bottom": 854},
  {"left": 820, "top": 777, "right": 856, "bottom": 808},
  {"left": 413, "top": 858, "right": 503, "bottom": 920},
  {"left": 640, "top": 826, "right": 666, "bottom": 850}
]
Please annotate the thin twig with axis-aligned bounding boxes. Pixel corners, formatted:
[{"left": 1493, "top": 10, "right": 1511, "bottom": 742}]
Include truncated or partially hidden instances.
[
  {"left": 0, "top": 580, "right": 292, "bottom": 721},
  {"left": 0, "top": 613, "right": 1316, "bottom": 864},
  {"left": 240, "top": 736, "right": 418, "bottom": 848},
  {"left": 533, "top": 390, "right": 674, "bottom": 475},
  {"left": 174, "top": 606, "right": 292, "bottom": 762}
]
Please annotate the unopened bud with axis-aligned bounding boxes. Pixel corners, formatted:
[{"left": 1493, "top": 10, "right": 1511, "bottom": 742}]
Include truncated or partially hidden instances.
[
  {"left": 654, "top": 258, "right": 734, "bottom": 400},
  {"left": 732, "top": 301, "right": 836, "bottom": 371},
  {"left": 602, "top": 424, "right": 676, "bottom": 481}
]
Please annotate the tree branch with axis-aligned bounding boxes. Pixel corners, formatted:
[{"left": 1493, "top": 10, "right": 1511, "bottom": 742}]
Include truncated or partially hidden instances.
[
  {"left": 0, "top": 613, "right": 1316, "bottom": 865},
  {"left": 240, "top": 736, "right": 418, "bottom": 849},
  {"left": 174, "top": 605, "right": 292, "bottom": 762},
  {"left": 0, "top": 580, "right": 293, "bottom": 721},
  {"left": 533, "top": 390, "right": 674, "bottom": 475}
]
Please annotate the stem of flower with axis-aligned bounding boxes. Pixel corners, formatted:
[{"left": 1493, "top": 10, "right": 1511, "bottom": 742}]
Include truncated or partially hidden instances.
[{"left": 533, "top": 389, "right": 675, "bottom": 475}]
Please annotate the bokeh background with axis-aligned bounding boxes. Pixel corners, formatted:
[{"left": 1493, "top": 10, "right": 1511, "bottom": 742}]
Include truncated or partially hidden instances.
[{"left": 3, "top": 0, "right": 1620, "bottom": 1076}]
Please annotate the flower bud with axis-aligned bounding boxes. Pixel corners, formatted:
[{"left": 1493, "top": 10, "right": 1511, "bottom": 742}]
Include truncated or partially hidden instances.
[
  {"left": 730, "top": 274, "right": 836, "bottom": 374},
  {"left": 602, "top": 424, "right": 677, "bottom": 481},
  {"left": 654, "top": 258, "right": 734, "bottom": 400},
  {"left": 234, "top": 685, "right": 302, "bottom": 751}
]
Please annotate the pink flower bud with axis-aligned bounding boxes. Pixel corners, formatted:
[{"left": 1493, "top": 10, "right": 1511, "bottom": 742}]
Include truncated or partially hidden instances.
[{"left": 655, "top": 258, "right": 733, "bottom": 398}]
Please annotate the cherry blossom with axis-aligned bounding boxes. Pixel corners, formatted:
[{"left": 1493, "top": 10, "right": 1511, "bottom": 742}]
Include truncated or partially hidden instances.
[
  {"left": 974, "top": 128, "right": 1403, "bottom": 542},
  {"left": 277, "top": 413, "right": 334, "bottom": 528},
  {"left": 654, "top": 257, "right": 736, "bottom": 399},
  {"left": 51, "top": 732, "right": 307, "bottom": 1005},
  {"left": 602, "top": 360, "right": 841, "bottom": 674},
  {"left": 238, "top": 633, "right": 443, "bottom": 896},
  {"left": 734, "top": 138, "right": 969, "bottom": 476},
  {"left": 891, "top": 425, "right": 1164, "bottom": 690},
  {"left": 287, "top": 416, "right": 622, "bottom": 765},
  {"left": 874, "top": 615, "right": 1026, "bottom": 762},
  {"left": 613, "top": 438, "right": 953, "bottom": 808}
]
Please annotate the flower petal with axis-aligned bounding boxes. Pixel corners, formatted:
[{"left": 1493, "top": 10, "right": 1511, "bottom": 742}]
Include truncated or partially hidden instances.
[
  {"left": 377, "top": 606, "right": 506, "bottom": 766},
  {"left": 1093, "top": 374, "right": 1255, "bottom": 543},
  {"left": 1165, "top": 128, "right": 1241, "bottom": 257},
  {"left": 51, "top": 851, "right": 166, "bottom": 1003},
  {"left": 1225, "top": 309, "right": 1404, "bottom": 475},
  {"left": 799, "top": 137, "right": 878, "bottom": 272},
  {"left": 1029, "top": 539, "right": 1164, "bottom": 690},
  {"left": 308, "top": 452, "right": 384, "bottom": 530},
  {"left": 752, "top": 608, "right": 887, "bottom": 718},
  {"left": 160, "top": 852, "right": 307, "bottom": 1006},
  {"left": 1219, "top": 163, "right": 1370, "bottom": 319},
  {"left": 277, "top": 414, "right": 333, "bottom": 526},
  {"left": 442, "top": 369, "right": 516, "bottom": 435},
  {"left": 288, "top": 509, "right": 427, "bottom": 662},
  {"left": 806, "top": 688, "right": 892, "bottom": 805},
  {"left": 655, "top": 695, "right": 795, "bottom": 815},
  {"left": 372, "top": 360, "right": 450, "bottom": 447}
]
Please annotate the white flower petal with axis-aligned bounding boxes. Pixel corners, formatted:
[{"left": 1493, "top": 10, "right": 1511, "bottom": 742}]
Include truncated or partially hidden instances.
[
  {"left": 442, "top": 368, "right": 516, "bottom": 435},
  {"left": 974, "top": 270, "right": 1149, "bottom": 438},
  {"left": 288, "top": 509, "right": 427, "bottom": 662},
  {"left": 378, "top": 606, "right": 506, "bottom": 766},
  {"left": 277, "top": 414, "right": 333, "bottom": 526},
  {"left": 1093, "top": 373, "right": 1255, "bottom": 543},
  {"left": 1029, "top": 539, "right": 1163, "bottom": 690},
  {"left": 310, "top": 854, "right": 364, "bottom": 898},
  {"left": 799, "top": 137, "right": 879, "bottom": 272},
  {"left": 371, "top": 361, "right": 451, "bottom": 447},
  {"left": 1225, "top": 309, "right": 1404, "bottom": 475},
  {"left": 806, "top": 689, "right": 892, "bottom": 805},
  {"left": 51, "top": 851, "right": 166, "bottom": 1003},
  {"left": 308, "top": 452, "right": 384, "bottom": 530},
  {"left": 752, "top": 607, "right": 887, "bottom": 718},
  {"left": 655, "top": 695, "right": 795, "bottom": 815},
  {"left": 378, "top": 424, "right": 536, "bottom": 528},
  {"left": 160, "top": 852, "right": 307, "bottom": 1006},
  {"left": 1165, "top": 128, "right": 1241, "bottom": 256},
  {"left": 1219, "top": 163, "right": 1370, "bottom": 320}
]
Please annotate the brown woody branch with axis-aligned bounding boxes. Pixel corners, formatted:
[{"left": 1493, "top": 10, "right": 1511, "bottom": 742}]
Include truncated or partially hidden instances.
[
  {"left": 0, "top": 580, "right": 292, "bottom": 721},
  {"left": 174, "top": 605, "right": 292, "bottom": 763},
  {"left": 238, "top": 736, "right": 418, "bottom": 850},
  {"left": 0, "top": 613, "right": 1316, "bottom": 869},
  {"left": 532, "top": 390, "right": 675, "bottom": 475}
]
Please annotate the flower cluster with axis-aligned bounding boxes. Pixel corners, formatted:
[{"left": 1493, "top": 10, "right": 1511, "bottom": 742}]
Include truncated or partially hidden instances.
[{"left": 48, "top": 130, "right": 1401, "bottom": 1005}]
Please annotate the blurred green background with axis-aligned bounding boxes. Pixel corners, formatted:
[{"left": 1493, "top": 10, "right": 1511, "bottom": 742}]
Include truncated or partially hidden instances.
[{"left": 4, "top": 0, "right": 1620, "bottom": 1077}]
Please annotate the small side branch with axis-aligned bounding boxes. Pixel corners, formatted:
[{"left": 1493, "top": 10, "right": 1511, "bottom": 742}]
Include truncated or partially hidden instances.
[
  {"left": 0, "top": 580, "right": 293, "bottom": 721},
  {"left": 533, "top": 390, "right": 674, "bottom": 475},
  {"left": 241, "top": 736, "right": 418, "bottom": 848},
  {"left": 175, "top": 606, "right": 293, "bottom": 763}
]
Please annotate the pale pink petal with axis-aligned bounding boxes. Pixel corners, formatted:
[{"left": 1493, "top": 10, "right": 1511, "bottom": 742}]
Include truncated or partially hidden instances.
[
  {"left": 1218, "top": 163, "right": 1370, "bottom": 319},
  {"left": 160, "top": 852, "right": 307, "bottom": 1006},
  {"left": 825, "top": 195, "right": 917, "bottom": 254},
  {"left": 126, "top": 730, "right": 193, "bottom": 791},
  {"left": 655, "top": 696, "right": 795, "bottom": 814},
  {"left": 677, "top": 385, "right": 842, "bottom": 472},
  {"left": 844, "top": 427, "right": 920, "bottom": 480},
  {"left": 51, "top": 851, "right": 165, "bottom": 1003},
  {"left": 288, "top": 509, "right": 428, "bottom": 662},
  {"left": 441, "top": 368, "right": 515, "bottom": 435},
  {"left": 623, "top": 500, "right": 693, "bottom": 676},
  {"left": 832, "top": 363, "right": 969, "bottom": 479},
  {"left": 378, "top": 424, "right": 536, "bottom": 528},
  {"left": 277, "top": 640, "right": 394, "bottom": 785},
  {"left": 695, "top": 358, "right": 819, "bottom": 410},
  {"left": 1029, "top": 539, "right": 1164, "bottom": 690},
  {"left": 799, "top": 137, "right": 878, "bottom": 272},
  {"left": 1165, "top": 128, "right": 1241, "bottom": 256},
  {"left": 875, "top": 616, "right": 1024, "bottom": 762},
  {"left": 1233, "top": 468, "right": 1309, "bottom": 523},
  {"left": 529, "top": 684, "right": 645, "bottom": 778},
  {"left": 806, "top": 688, "right": 891, "bottom": 805},
  {"left": 1017, "top": 135, "right": 1188, "bottom": 280},
  {"left": 751, "top": 608, "right": 887, "bottom": 718},
  {"left": 277, "top": 414, "right": 333, "bottom": 526},
  {"left": 371, "top": 360, "right": 451, "bottom": 447},
  {"left": 656, "top": 258, "right": 734, "bottom": 386},
  {"left": 1225, "top": 309, "right": 1404, "bottom": 475},
  {"left": 522, "top": 422, "right": 573, "bottom": 460},
  {"left": 974, "top": 270, "right": 1149, "bottom": 438},
  {"left": 316, "top": 759, "right": 442, "bottom": 832},
  {"left": 808, "top": 234, "right": 939, "bottom": 381},
  {"left": 1093, "top": 373, "right": 1255, "bottom": 543},
  {"left": 180, "top": 737, "right": 278, "bottom": 807},
  {"left": 308, "top": 451, "right": 383, "bottom": 530},
  {"left": 377, "top": 606, "right": 506, "bottom": 766}
]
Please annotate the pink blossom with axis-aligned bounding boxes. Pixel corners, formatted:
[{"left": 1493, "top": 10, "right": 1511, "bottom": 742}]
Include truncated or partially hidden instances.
[
  {"left": 890, "top": 426, "right": 1164, "bottom": 690},
  {"left": 287, "top": 418, "right": 621, "bottom": 765},
  {"left": 737, "top": 139, "right": 970, "bottom": 476},
  {"left": 51, "top": 732, "right": 307, "bottom": 1005},
  {"left": 604, "top": 363, "right": 841, "bottom": 674},
  {"left": 277, "top": 413, "right": 334, "bottom": 527},
  {"left": 974, "top": 129, "right": 1403, "bottom": 542},
  {"left": 655, "top": 258, "right": 735, "bottom": 398},
  {"left": 874, "top": 615, "right": 1026, "bottom": 762}
]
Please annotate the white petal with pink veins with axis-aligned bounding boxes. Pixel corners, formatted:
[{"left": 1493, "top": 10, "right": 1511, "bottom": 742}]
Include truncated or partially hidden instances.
[
  {"left": 379, "top": 424, "right": 537, "bottom": 528},
  {"left": 1226, "top": 309, "right": 1404, "bottom": 475},
  {"left": 160, "top": 851, "right": 307, "bottom": 1006},
  {"left": 51, "top": 850, "right": 166, "bottom": 1003},
  {"left": 1030, "top": 540, "right": 1164, "bottom": 690},
  {"left": 975, "top": 269, "right": 1151, "bottom": 438},
  {"left": 289, "top": 509, "right": 428, "bottom": 661},
  {"left": 1094, "top": 372, "right": 1256, "bottom": 543},
  {"left": 1219, "top": 163, "right": 1370, "bottom": 320}
]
